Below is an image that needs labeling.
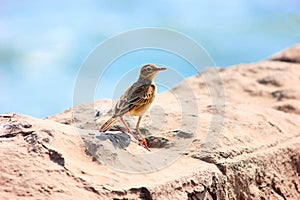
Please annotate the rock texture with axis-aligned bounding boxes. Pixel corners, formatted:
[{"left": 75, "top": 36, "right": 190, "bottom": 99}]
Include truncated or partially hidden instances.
[{"left": 1, "top": 45, "right": 300, "bottom": 199}]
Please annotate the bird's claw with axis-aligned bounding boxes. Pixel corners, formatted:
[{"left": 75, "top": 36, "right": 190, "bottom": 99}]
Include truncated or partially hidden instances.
[{"left": 140, "top": 140, "right": 151, "bottom": 151}]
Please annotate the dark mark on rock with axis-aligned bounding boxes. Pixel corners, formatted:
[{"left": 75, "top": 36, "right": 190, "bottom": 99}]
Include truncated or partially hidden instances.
[
  {"left": 96, "top": 132, "right": 131, "bottom": 149},
  {"left": 48, "top": 149, "right": 65, "bottom": 167}
]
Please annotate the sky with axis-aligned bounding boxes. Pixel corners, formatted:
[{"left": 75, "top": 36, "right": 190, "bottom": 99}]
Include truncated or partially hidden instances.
[{"left": 0, "top": 0, "right": 299, "bottom": 117}]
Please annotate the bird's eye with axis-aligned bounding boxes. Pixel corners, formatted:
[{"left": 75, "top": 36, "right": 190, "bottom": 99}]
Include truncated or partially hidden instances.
[{"left": 146, "top": 67, "right": 151, "bottom": 72}]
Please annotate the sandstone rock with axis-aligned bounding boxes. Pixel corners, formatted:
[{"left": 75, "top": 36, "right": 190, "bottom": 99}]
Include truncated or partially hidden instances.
[
  {"left": 1, "top": 45, "right": 300, "bottom": 199},
  {"left": 269, "top": 44, "right": 300, "bottom": 63}
]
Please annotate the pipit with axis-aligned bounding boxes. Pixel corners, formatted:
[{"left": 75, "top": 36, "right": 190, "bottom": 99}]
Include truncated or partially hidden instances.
[{"left": 100, "top": 64, "right": 166, "bottom": 151}]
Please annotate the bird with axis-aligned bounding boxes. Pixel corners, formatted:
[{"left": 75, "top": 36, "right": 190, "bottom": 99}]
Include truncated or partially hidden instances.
[{"left": 100, "top": 64, "right": 166, "bottom": 151}]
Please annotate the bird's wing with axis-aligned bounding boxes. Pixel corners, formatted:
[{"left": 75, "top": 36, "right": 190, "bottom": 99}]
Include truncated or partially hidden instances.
[{"left": 113, "top": 83, "right": 155, "bottom": 117}]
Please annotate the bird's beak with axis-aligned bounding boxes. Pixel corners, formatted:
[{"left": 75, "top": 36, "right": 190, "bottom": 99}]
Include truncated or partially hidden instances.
[{"left": 157, "top": 67, "right": 167, "bottom": 71}]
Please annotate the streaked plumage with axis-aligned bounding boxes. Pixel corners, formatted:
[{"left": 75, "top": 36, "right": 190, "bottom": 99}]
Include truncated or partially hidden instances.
[{"left": 100, "top": 64, "right": 166, "bottom": 151}]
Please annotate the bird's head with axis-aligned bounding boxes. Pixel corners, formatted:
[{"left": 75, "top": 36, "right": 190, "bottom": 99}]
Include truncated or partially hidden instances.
[{"left": 139, "top": 64, "right": 166, "bottom": 80}]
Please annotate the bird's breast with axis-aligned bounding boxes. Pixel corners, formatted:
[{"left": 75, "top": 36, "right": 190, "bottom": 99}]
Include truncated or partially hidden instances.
[{"left": 128, "top": 84, "right": 156, "bottom": 116}]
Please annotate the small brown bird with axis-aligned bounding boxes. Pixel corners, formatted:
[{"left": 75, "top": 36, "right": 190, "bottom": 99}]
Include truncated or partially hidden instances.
[{"left": 100, "top": 64, "right": 166, "bottom": 151}]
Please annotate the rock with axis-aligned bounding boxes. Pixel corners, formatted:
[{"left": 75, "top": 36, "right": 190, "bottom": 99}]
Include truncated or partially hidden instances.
[
  {"left": 95, "top": 132, "right": 131, "bottom": 149},
  {"left": 269, "top": 44, "right": 300, "bottom": 63},
  {"left": 1, "top": 45, "right": 300, "bottom": 199},
  {"left": 146, "top": 135, "right": 169, "bottom": 148},
  {"left": 271, "top": 89, "right": 298, "bottom": 101},
  {"left": 257, "top": 76, "right": 282, "bottom": 87}
]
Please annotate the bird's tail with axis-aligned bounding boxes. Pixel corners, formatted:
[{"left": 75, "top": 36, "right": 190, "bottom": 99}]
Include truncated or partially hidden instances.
[{"left": 100, "top": 117, "right": 117, "bottom": 132}]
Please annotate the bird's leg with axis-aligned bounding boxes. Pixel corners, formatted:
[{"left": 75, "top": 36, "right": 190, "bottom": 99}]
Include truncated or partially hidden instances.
[
  {"left": 136, "top": 116, "right": 150, "bottom": 151},
  {"left": 120, "top": 117, "right": 138, "bottom": 141}
]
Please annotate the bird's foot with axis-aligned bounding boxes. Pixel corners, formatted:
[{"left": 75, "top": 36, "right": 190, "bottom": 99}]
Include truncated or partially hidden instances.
[{"left": 139, "top": 140, "right": 151, "bottom": 151}]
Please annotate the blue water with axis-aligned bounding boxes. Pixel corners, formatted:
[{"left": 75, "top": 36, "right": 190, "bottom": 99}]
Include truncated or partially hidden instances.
[{"left": 0, "top": 0, "right": 299, "bottom": 118}]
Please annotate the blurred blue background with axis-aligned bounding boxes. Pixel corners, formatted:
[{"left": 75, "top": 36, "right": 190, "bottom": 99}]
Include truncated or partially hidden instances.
[{"left": 0, "top": 0, "right": 299, "bottom": 118}]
